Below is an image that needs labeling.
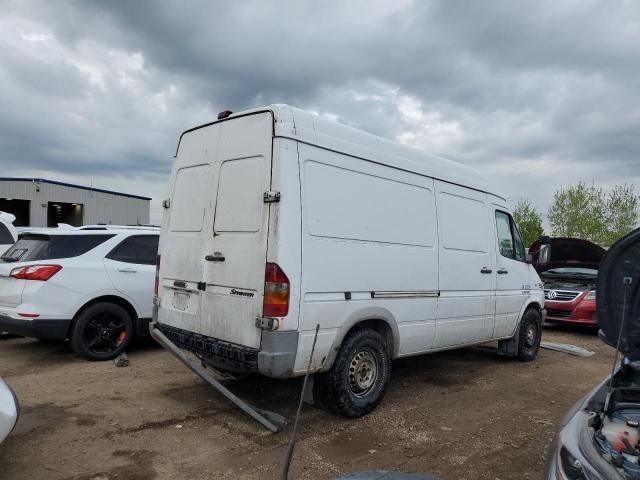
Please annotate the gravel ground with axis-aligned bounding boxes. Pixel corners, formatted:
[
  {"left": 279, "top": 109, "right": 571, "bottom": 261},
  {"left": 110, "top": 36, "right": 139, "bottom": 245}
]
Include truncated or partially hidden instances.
[{"left": 0, "top": 325, "right": 614, "bottom": 480}]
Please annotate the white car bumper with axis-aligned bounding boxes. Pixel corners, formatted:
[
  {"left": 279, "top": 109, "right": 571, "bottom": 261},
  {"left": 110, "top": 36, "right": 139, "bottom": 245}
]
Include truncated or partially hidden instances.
[{"left": 0, "top": 377, "right": 18, "bottom": 443}]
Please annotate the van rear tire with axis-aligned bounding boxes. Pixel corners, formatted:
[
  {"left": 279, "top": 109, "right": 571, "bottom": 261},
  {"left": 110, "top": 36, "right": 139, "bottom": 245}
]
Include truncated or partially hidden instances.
[
  {"left": 316, "top": 328, "right": 391, "bottom": 418},
  {"left": 517, "top": 309, "right": 542, "bottom": 362}
]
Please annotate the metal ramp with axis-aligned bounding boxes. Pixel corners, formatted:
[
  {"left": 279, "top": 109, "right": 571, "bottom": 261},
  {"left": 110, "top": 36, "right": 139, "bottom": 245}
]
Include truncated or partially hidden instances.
[{"left": 150, "top": 322, "right": 287, "bottom": 433}]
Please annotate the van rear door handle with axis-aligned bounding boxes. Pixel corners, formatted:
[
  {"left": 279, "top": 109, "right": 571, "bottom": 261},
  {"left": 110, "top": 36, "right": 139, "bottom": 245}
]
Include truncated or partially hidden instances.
[
  {"left": 205, "top": 254, "right": 225, "bottom": 262},
  {"left": 480, "top": 268, "right": 492, "bottom": 274},
  {"left": 497, "top": 268, "right": 509, "bottom": 274}
]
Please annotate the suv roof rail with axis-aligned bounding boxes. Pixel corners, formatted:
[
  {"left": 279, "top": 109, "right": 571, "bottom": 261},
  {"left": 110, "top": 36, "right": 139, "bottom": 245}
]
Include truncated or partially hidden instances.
[{"left": 77, "top": 225, "right": 160, "bottom": 231}]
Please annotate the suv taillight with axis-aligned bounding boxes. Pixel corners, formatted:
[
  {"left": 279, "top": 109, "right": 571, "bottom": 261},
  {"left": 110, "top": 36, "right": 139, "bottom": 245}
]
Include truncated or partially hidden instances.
[
  {"left": 263, "top": 263, "right": 289, "bottom": 317},
  {"left": 10, "top": 265, "right": 62, "bottom": 281},
  {"left": 154, "top": 255, "right": 161, "bottom": 295}
]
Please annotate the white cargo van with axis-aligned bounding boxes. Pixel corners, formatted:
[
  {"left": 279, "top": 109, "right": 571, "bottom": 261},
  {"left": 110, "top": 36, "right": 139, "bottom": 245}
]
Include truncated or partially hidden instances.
[{"left": 154, "top": 105, "right": 546, "bottom": 418}]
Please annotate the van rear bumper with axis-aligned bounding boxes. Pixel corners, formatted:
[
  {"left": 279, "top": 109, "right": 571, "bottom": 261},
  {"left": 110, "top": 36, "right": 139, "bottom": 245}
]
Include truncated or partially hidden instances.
[
  {"left": 257, "top": 330, "right": 299, "bottom": 379},
  {"left": 156, "top": 323, "right": 259, "bottom": 375},
  {"left": 155, "top": 323, "right": 299, "bottom": 378}
]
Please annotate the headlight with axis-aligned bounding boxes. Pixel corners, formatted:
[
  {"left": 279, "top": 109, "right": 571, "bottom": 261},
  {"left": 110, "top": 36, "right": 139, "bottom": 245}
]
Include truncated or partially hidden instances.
[
  {"left": 584, "top": 290, "right": 596, "bottom": 300},
  {"left": 557, "top": 446, "right": 588, "bottom": 480}
]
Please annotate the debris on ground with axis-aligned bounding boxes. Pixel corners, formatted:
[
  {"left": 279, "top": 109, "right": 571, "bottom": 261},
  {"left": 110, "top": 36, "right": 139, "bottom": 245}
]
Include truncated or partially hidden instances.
[
  {"left": 540, "top": 341, "right": 594, "bottom": 357},
  {"left": 114, "top": 352, "right": 129, "bottom": 367}
]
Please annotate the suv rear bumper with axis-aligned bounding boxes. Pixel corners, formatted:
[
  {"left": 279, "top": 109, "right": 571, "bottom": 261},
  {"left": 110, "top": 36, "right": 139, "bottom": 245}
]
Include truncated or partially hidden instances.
[{"left": 0, "top": 315, "right": 70, "bottom": 341}]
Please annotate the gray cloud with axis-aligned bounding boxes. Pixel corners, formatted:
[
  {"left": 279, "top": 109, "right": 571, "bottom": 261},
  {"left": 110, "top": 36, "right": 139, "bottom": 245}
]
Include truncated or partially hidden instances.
[{"left": 1, "top": 0, "right": 639, "bottom": 223}]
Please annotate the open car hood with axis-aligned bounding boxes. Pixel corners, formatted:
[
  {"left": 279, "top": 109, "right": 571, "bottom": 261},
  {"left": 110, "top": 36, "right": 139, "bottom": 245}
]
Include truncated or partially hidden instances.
[
  {"left": 529, "top": 237, "right": 606, "bottom": 274},
  {"left": 597, "top": 227, "right": 640, "bottom": 360}
]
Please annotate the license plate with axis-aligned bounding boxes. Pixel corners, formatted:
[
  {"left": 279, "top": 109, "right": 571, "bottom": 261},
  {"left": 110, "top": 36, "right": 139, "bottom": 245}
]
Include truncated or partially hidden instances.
[{"left": 173, "top": 292, "right": 189, "bottom": 311}]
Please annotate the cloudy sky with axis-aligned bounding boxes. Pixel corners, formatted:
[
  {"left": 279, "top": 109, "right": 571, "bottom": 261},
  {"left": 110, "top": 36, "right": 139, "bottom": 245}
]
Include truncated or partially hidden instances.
[{"left": 1, "top": 0, "right": 639, "bottom": 224}]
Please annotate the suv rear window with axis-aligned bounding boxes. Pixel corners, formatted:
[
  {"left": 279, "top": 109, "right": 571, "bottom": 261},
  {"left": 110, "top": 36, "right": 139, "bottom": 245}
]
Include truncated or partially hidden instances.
[
  {"left": 0, "top": 234, "right": 115, "bottom": 262},
  {"left": 106, "top": 235, "right": 159, "bottom": 265}
]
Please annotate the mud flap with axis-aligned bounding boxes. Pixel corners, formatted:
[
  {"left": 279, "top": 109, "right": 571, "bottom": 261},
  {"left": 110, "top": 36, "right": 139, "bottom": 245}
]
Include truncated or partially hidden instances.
[
  {"left": 497, "top": 323, "right": 520, "bottom": 357},
  {"left": 150, "top": 322, "right": 286, "bottom": 433}
]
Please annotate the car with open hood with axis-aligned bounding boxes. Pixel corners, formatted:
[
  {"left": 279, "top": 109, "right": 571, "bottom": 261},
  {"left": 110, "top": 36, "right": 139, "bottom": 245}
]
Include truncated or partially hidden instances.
[
  {"left": 529, "top": 237, "right": 606, "bottom": 326},
  {"left": 546, "top": 227, "right": 640, "bottom": 479}
]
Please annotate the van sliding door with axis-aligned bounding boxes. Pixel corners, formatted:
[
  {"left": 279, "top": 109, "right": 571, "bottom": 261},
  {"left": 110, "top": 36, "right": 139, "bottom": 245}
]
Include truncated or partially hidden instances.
[{"left": 433, "top": 181, "right": 496, "bottom": 347}]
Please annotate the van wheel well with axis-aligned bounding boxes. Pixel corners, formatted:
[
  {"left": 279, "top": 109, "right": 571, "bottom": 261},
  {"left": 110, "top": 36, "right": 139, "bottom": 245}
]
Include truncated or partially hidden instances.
[
  {"left": 349, "top": 319, "right": 395, "bottom": 357},
  {"left": 67, "top": 296, "right": 138, "bottom": 339},
  {"left": 525, "top": 302, "right": 542, "bottom": 315}
]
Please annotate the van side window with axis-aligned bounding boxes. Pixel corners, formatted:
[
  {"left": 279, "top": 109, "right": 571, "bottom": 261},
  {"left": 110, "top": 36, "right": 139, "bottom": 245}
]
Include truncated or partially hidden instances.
[
  {"left": 305, "top": 161, "right": 437, "bottom": 247},
  {"left": 439, "top": 192, "right": 489, "bottom": 252},
  {"left": 512, "top": 222, "right": 526, "bottom": 261},
  {"left": 495, "top": 211, "right": 525, "bottom": 262}
]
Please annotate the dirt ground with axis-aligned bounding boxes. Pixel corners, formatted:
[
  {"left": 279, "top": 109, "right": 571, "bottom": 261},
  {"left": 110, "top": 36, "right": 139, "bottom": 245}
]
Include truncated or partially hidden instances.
[{"left": 0, "top": 325, "right": 615, "bottom": 480}]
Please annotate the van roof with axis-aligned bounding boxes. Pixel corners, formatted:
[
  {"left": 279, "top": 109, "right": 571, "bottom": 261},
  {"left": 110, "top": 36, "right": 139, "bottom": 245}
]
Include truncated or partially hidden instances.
[{"left": 179, "top": 104, "right": 504, "bottom": 201}]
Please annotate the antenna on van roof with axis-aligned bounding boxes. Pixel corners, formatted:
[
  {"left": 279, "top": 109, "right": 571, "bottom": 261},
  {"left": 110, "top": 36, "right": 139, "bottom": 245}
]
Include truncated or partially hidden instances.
[{"left": 280, "top": 324, "right": 320, "bottom": 480}]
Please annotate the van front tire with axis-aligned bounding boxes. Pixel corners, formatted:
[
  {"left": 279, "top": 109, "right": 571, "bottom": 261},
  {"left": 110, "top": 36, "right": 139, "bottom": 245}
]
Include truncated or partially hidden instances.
[
  {"left": 316, "top": 328, "right": 391, "bottom": 418},
  {"left": 517, "top": 308, "right": 542, "bottom": 362}
]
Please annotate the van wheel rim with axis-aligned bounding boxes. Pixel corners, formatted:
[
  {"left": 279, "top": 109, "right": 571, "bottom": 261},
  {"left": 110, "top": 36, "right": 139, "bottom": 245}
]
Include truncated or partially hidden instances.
[
  {"left": 524, "top": 321, "right": 537, "bottom": 349},
  {"left": 348, "top": 348, "right": 378, "bottom": 398},
  {"left": 84, "top": 313, "right": 126, "bottom": 354}
]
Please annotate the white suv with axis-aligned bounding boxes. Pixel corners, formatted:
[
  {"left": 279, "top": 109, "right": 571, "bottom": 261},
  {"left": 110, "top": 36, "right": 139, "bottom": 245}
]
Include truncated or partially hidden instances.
[{"left": 0, "top": 226, "right": 159, "bottom": 360}]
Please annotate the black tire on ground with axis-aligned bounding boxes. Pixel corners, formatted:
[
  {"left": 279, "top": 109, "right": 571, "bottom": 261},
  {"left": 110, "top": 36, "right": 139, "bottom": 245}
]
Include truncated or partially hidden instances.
[
  {"left": 70, "top": 302, "right": 133, "bottom": 361},
  {"left": 517, "top": 308, "right": 542, "bottom": 362},
  {"left": 315, "top": 327, "right": 391, "bottom": 418}
]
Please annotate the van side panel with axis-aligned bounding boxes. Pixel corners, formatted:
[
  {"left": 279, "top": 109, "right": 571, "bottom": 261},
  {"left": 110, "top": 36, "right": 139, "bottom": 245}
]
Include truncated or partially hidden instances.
[
  {"left": 264, "top": 138, "right": 302, "bottom": 332},
  {"left": 433, "top": 182, "right": 497, "bottom": 348},
  {"left": 294, "top": 144, "right": 439, "bottom": 372}
]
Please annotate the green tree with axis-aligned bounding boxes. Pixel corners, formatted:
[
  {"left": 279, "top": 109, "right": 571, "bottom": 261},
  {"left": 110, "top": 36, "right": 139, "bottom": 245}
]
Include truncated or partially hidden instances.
[
  {"left": 603, "top": 184, "right": 639, "bottom": 246},
  {"left": 512, "top": 199, "right": 544, "bottom": 247},
  {"left": 548, "top": 182, "right": 606, "bottom": 243}
]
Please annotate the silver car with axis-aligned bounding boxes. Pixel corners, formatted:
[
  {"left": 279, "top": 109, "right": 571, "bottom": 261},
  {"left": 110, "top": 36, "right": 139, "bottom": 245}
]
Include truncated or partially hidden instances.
[
  {"left": 0, "top": 377, "right": 18, "bottom": 443},
  {"left": 546, "top": 227, "right": 640, "bottom": 479}
]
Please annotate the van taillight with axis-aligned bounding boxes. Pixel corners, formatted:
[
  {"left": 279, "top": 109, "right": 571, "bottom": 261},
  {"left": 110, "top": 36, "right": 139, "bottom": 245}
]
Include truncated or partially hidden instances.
[
  {"left": 10, "top": 265, "right": 62, "bottom": 281},
  {"left": 263, "top": 263, "right": 289, "bottom": 317},
  {"left": 154, "top": 255, "right": 160, "bottom": 295}
]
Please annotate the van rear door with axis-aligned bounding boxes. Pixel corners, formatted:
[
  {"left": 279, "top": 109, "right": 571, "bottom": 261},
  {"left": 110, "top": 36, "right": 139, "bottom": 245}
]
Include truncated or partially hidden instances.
[{"left": 158, "top": 112, "right": 274, "bottom": 349}]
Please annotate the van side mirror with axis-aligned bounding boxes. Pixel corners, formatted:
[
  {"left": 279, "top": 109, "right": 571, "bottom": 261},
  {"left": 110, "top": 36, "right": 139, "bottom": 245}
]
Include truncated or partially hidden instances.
[{"left": 538, "top": 236, "right": 551, "bottom": 265}]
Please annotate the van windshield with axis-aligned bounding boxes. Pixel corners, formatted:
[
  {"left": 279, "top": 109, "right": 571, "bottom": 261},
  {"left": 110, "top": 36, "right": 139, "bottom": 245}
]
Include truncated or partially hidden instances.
[{"left": 0, "top": 234, "right": 115, "bottom": 262}]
